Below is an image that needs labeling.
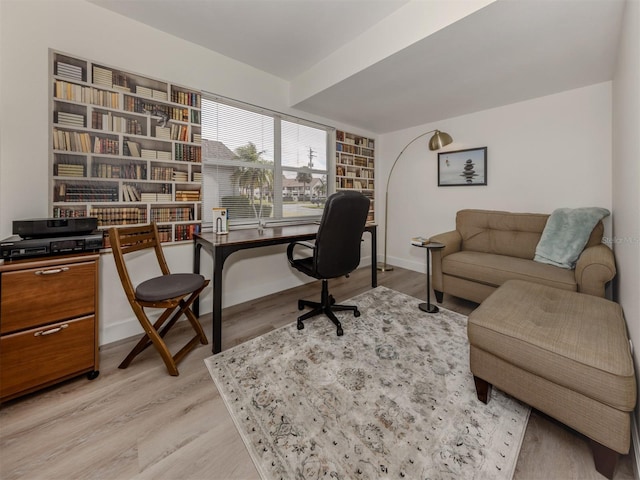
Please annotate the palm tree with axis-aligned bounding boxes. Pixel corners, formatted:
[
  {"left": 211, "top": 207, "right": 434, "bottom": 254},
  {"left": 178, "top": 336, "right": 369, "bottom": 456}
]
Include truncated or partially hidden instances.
[
  {"left": 296, "top": 170, "right": 313, "bottom": 201},
  {"left": 231, "top": 142, "right": 273, "bottom": 218}
]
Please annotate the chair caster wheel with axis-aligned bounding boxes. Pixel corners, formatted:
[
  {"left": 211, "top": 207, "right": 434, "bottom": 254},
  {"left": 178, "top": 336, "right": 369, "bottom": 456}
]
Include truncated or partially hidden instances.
[
  {"left": 87, "top": 370, "right": 100, "bottom": 380},
  {"left": 337, "top": 327, "right": 344, "bottom": 336},
  {"left": 297, "top": 320, "right": 305, "bottom": 330},
  {"left": 298, "top": 300, "right": 305, "bottom": 311},
  {"left": 329, "top": 295, "right": 336, "bottom": 305},
  {"left": 354, "top": 310, "right": 360, "bottom": 317}
]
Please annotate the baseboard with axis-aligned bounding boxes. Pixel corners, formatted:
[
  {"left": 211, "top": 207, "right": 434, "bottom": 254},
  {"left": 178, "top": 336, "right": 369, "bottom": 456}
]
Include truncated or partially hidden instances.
[
  {"left": 384, "top": 254, "right": 425, "bottom": 273},
  {"left": 101, "top": 255, "right": 373, "bottom": 347}
]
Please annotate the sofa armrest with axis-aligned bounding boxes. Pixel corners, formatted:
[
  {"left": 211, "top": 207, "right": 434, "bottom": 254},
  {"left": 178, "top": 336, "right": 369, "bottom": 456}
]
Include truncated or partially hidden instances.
[
  {"left": 429, "top": 230, "right": 462, "bottom": 257},
  {"left": 575, "top": 244, "right": 616, "bottom": 298},
  {"left": 428, "top": 230, "right": 462, "bottom": 293}
]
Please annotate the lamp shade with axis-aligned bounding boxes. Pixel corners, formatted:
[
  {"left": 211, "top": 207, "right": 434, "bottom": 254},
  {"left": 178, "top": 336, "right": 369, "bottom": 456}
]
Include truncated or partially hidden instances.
[{"left": 428, "top": 130, "right": 453, "bottom": 151}]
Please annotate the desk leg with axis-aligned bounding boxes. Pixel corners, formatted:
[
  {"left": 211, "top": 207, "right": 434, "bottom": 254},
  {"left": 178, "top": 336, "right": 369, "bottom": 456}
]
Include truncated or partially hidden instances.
[
  {"left": 193, "top": 242, "right": 202, "bottom": 317},
  {"left": 212, "top": 248, "right": 224, "bottom": 354},
  {"left": 370, "top": 228, "right": 377, "bottom": 288}
]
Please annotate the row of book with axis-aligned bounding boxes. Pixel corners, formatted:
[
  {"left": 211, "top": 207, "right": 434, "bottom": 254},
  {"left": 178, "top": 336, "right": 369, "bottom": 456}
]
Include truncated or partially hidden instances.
[
  {"left": 121, "top": 184, "right": 141, "bottom": 202},
  {"left": 150, "top": 207, "right": 194, "bottom": 222},
  {"left": 93, "top": 162, "right": 146, "bottom": 180},
  {"left": 91, "top": 112, "right": 143, "bottom": 135},
  {"left": 175, "top": 144, "right": 202, "bottom": 163},
  {"left": 93, "top": 65, "right": 114, "bottom": 88},
  {"left": 57, "top": 184, "right": 119, "bottom": 202},
  {"left": 89, "top": 207, "right": 147, "bottom": 226},
  {"left": 55, "top": 164, "right": 85, "bottom": 177},
  {"left": 141, "top": 193, "right": 173, "bottom": 202},
  {"left": 123, "top": 97, "right": 190, "bottom": 122},
  {"left": 54, "top": 80, "right": 120, "bottom": 108},
  {"left": 155, "top": 124, "right": 190, "bottom": 142},
  {"left": 336, "top": 167, "right": 374, "bottom": 179},
  {"left": 175, "top": 223, "right": 201, "bottom": 241},
  {"left": 54, "top": 111, "right": 85, "bottom": 127},
  {"left": 93, "top": 66, "right": 135, "bottom": 95},
  {"left": 124, "top": 141, "right": 172, "bottom": 160},
  {"left": 53, "top": 129, "right": 91, "bottom": 153},
  {"left": 150, "top": 166, "right": 177, "bottom": 181},
  {"left": 55, "top": 61, "right": 83, "bottom": 82},
  {"left": 172, "top": 91, "right": 200, "bottom": 107},
  {"left": 337, "top": 133, "right": 374, "bottom": 148},
  {"left": 136, "top": 86, "right": 168, "bottom": 100},
  {"left": 175, "top": 190, "right": 201, "bottom": 202},
  {"left": 52, "top": 207, "right": 87, "bottom": 218},
  {"left": 336, "top": 143, "right": 374, "bottom": 157},
  {"left": 337, "top": 179, "right": 374, "bottom": 190},
  {"left": 172, "top": 171, "right": 189, "bottom": 182}
]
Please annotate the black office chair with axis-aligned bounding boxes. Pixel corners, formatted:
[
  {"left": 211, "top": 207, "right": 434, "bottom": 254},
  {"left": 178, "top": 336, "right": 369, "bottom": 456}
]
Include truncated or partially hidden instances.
[{"left": 287, "top": 191, "right": 370, "bottom": 336}]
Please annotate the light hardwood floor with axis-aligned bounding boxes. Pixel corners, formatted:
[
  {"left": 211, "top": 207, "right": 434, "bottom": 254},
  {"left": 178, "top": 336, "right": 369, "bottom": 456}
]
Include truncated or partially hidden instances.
[{"left": 0, "top": 266, "right": 635, "bottom": 479}]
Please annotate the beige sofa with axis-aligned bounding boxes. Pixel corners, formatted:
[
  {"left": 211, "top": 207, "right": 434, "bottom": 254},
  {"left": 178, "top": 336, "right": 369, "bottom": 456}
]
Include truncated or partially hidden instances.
[{"left": 430, "top": 209, "right": 616, "bottom": 303}]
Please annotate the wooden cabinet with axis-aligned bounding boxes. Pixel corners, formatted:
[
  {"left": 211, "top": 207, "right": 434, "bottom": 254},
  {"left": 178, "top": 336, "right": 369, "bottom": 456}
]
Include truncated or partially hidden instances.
[
  {"left": 50, "top": 50, "right": 203, "bottom": 244},
  {"left": 335, "top": 130, "right": 375, "bottom": 222},
  {"left": 0, "top": 254, "right": 100, "bottom": 402}
]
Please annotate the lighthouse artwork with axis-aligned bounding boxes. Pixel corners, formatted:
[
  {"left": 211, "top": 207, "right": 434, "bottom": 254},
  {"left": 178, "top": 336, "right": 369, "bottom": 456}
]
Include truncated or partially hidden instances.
[{"left": 438, "top": 147, "right": 487, "bottom": 186}]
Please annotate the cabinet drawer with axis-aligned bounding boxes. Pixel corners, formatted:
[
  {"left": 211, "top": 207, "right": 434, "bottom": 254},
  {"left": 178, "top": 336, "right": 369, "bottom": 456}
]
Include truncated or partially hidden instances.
[
  {"left": 0, "top": 316, "right": 96, "bottom": 400},
  {"left": 1, "top": 260, "right": 96, "bottom": 333}
]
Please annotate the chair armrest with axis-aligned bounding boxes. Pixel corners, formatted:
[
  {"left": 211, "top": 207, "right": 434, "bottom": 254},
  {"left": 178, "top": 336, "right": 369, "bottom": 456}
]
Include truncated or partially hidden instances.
[
  {"left": 286, "top": 240, "right": 315, "bottom": 262},
  {"left": 428, "top": 230, "right": 462, "bottom": 293},
  {"left": 575, "top": 244, "right": 616, "bottom": 298}
]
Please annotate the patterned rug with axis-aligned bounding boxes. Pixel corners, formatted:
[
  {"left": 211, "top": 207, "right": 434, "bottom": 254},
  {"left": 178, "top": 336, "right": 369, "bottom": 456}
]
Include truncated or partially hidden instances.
[{"left": 205, "top": 286, "right": 530, "bottom": 480}]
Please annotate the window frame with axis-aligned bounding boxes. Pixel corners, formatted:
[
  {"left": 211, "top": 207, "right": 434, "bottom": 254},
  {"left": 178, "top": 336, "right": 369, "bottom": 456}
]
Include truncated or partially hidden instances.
[{"left": 201, "top": 93, "right": 335, "bottom": 229}]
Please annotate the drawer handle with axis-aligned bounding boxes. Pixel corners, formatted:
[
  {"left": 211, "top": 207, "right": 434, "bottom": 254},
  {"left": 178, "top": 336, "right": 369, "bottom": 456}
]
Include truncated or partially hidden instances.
[
  {"left": 35, "top": 267, "right": 70, "bottom": 275},
  {"left": 34, "top": 324, "right": 69, "bottom": 336}
]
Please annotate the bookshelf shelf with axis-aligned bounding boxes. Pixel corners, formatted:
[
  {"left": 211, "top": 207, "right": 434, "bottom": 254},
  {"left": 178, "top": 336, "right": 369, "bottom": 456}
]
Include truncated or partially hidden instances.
[
  {"left": 49, "top": 50, "right": 203, "bottom": 243},
  {"left": 335, "top": 130, "right": 375, "bottom": 223}
]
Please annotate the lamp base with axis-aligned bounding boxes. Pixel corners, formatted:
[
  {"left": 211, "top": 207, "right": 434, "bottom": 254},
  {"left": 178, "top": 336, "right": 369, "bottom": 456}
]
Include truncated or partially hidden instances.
[
  {"left": 419, "top": 302, "right": 439, "bottom": 313},
  {"left": 376, "top": 262, "right": 394, "bottom": 272}
]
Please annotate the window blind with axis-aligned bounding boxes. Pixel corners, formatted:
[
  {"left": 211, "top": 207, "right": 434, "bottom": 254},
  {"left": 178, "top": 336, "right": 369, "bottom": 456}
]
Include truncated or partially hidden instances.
[{"left": 201, "top": 95, "right": 332, "bottom": 227}]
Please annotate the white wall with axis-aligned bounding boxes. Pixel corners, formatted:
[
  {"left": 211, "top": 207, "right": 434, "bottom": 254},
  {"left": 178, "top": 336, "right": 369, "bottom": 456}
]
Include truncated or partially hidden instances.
[
  {"left": 0, "top": 0, "right": 374, "bottom": 345},
  {"left": 612, "top": 0, "right": 640, "bottom": 464},
  {"left": 377, "top": 82, "right": 613, "bottom": 273}
]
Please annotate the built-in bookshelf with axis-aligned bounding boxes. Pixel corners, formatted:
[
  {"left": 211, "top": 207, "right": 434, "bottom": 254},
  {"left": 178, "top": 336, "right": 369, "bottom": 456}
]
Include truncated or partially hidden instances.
[
  {"left": 335, "top": 130, "right": 375, "bottom": 222},
  {"left": 49, "top": 50, "right": 203, "bottom": 244}
]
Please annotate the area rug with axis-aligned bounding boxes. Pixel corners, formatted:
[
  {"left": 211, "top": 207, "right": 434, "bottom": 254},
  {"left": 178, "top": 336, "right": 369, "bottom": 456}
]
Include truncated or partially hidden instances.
[{"left": 205, "top": 286, "right": 530, "bottom": 480}]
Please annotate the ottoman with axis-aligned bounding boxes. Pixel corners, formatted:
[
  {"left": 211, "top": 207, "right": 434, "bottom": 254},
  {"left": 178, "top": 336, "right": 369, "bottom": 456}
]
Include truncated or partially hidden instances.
[{"left": 468, "top": 279, "right": 636, "bottom": 479}]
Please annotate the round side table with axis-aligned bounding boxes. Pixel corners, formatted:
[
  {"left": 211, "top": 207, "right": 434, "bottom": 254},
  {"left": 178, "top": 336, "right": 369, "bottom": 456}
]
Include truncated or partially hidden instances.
[{"left": 414, "top": 241, "right": 445, "bottom": 313}]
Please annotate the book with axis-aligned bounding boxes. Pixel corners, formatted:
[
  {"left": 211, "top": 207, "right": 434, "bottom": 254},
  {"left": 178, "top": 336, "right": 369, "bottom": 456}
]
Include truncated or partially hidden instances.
[{"left": 411, "top": 236, "right": 429, "bottom": 246}]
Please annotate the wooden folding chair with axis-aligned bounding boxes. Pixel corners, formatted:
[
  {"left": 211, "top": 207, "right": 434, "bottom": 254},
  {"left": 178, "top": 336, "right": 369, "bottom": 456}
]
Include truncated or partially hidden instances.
[{"left": 109, "top": 223, "right": 209, "bottom": 376}]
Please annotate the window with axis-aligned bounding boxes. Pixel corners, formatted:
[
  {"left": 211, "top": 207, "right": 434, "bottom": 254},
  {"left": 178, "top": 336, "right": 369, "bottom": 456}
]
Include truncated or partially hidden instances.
[{"left": 201, "top": 95, "right": 332, "bottom": 228}]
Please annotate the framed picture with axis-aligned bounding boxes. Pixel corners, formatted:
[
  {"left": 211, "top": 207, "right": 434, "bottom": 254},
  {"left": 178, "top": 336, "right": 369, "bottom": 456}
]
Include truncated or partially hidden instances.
[{"left": 438, "top": 147, "right": 487, "bottom": 186}]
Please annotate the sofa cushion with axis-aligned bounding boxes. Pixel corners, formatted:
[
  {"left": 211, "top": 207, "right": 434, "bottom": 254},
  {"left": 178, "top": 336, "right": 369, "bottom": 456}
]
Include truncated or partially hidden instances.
[
  {"left": 456, "top": 210, "right": 549, "bottom": 259},
  {"left": 455, "top": 209, "right": 605, "bottom": 260},
  {"left": 442, "top": 251, "right": 577, "bottom": 291},
  {"left": 468, "top": 280, "right": 636, "bottom": 411}
]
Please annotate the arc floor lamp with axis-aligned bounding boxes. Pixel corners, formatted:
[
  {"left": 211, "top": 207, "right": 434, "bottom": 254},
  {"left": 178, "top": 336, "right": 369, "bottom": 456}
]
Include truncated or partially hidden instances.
[{"left": 377, "top": 129, "right": 453, "bottom": 271}]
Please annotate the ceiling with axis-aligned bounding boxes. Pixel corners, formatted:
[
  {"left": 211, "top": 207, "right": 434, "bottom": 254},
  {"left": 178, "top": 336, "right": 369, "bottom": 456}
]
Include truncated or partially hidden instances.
[{"left": 88, "top": 0, "right": 625, "bottom": 134}]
